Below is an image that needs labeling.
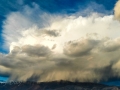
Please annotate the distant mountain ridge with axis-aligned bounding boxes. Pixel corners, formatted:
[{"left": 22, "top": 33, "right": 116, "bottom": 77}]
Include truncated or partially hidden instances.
[{"left": 0, "top": 80, "right": 120, "bottom": 90}]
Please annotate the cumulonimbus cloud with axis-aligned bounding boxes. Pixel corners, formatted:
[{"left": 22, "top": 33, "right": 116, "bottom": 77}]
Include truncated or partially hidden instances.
[
  {"left": 0, "top": 1, "right": 120, "bottom": 82},
  {"left": 1, "top": 35, "right": 120, "bottom": 82}
]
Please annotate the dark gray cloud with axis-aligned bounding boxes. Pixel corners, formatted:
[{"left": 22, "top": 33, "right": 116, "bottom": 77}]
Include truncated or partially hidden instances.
[
  {"left": 52, "top": 44, "right": 57, "bottom": 49},
  {"left": 1, "top": 35, "right": 120, "bottom": 82},
  {"left": 43, "top": 30, "right": 60, "bottom": 37},
  {"left": 64, "top": 38, "right": 99, "bottom": 57},
  {"left": 99, "top": 38, "right": 120, "bottom": 52},
  {"left": 34, "top": 29, "right": 60, "bottom": 37},
  {"left": 21, "top": 45, "right": 51, "bottom": 57}
]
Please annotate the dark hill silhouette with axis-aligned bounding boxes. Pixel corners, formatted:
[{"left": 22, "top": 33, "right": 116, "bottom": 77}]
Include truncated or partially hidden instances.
[{"left": 0, "top": 80, "right": 119, "bottom": 90}]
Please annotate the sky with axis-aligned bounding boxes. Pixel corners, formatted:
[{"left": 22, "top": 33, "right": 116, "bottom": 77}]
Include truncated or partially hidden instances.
[{"left": 0, "top": 0, "right": 120, "bottom": 85}]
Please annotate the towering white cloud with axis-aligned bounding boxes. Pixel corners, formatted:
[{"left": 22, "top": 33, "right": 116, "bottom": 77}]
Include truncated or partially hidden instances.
[
  {"left": 114, "top": 0, "right": 120, "bottom": 20},
  {"left": 0, "top": 1, "right": 120, "bottom": 82}
]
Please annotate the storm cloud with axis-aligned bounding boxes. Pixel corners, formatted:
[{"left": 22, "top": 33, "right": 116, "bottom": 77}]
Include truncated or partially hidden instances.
[
  {"left": 0, "top": 0, "right": 120, "bottom": 83},
  {"left": 1, "top": 34, "right": 120, "bottom": 82}
]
